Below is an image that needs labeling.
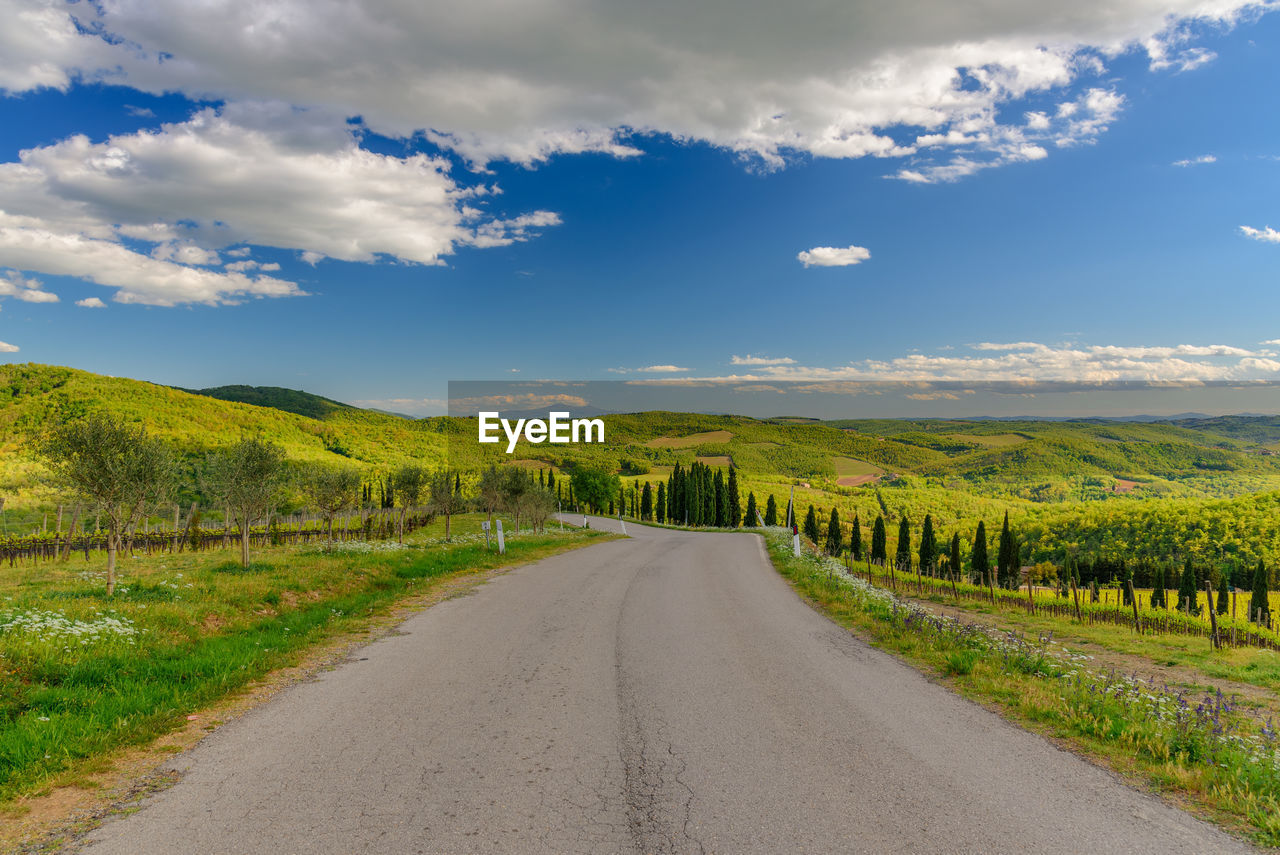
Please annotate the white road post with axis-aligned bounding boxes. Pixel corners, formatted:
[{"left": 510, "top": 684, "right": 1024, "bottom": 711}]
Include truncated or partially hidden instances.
[
  {"left": 496, "top": 519, "right": 506, "bottom": 554},
  {"left": 482, "top": 519, "right": 491, "bottom": 550},
  {"left": 558, "top": 501, "right": 563, "bottom": 532},
  {"left": 793, "top": 531, "right": 801, "bottom": 557}
]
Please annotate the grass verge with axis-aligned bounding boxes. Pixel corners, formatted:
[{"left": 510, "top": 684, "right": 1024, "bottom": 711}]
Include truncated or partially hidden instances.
[
  {"left": 0, "top": 514, "right": 613, "bottom": 810},
  {"left": 761, "top": 527, "right": 1280, "bottom": 847}
]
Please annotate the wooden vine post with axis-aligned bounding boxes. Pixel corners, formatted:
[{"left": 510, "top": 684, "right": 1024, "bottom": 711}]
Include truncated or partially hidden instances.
[
  {"left": 1070, "top": 576, "right": 1083, "bottom": 622},
  {"left": 1205, "top": 580, "right": 1220, "bottom": 650},
  {"left": 1126, "top": 580, "right": 1140, "bottom": 633}
]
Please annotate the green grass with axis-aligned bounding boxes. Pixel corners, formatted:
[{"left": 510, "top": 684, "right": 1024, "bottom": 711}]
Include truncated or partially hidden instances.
[
  {"left": 763, "top": 530, "right": 1280, "bottom": 846},
  {"left": 0, "top": 513, "right": 612, "bottom": 803}
]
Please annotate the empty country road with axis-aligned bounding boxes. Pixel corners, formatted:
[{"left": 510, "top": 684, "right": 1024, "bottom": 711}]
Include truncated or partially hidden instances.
[{"left": 79, "top": 519, "right": 1255, "bottom": 854}]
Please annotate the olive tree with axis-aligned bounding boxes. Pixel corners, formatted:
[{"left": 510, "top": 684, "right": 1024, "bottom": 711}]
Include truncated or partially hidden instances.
[
  {"left": 203, "top": 438, "right": 288, "bottom": 567},
  {"left": 477, "top": 465, "right": 505, "bottom": 525},
  {"left": 300, "top": 463, "right": 361, "bottom": 541},
  {"left": 36, "top": 413, "right": 176, "bottom": 595},
  {"left": 392, "top": 464, "right": 426, "bottom": 543},
  {"left": 428, "top": 468, "right": 466, "bottom": 541}
]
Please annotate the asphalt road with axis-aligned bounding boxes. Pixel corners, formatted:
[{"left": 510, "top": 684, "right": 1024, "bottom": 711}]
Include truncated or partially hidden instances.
[{"left": 79, "top": 518, "right": 1256, "bottom": 854}]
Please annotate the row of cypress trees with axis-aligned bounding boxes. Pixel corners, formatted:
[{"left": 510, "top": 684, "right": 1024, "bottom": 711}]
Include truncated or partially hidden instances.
[{"left": 605, "top": 467, "right": 1276, "bottom": 630}]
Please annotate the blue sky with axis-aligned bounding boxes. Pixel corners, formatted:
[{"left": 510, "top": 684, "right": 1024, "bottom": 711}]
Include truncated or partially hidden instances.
[{"left": 1, "top": 1, "right": 1278, "bottom": 416}]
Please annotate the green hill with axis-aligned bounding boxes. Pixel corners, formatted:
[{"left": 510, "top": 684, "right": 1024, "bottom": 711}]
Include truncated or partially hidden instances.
[
  {"left": 6, "top": 364, "right": 1280, "bottom": 515},
  {"left": 0, "top": 364, "right": 447, "bottom": 508},
  {"left": 181, "top": 384, "right": 355, "bottom": 420}
]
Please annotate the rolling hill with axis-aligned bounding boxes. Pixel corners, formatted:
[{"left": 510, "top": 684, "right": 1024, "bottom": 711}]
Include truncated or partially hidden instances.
[{"left": 6, "top": 364, "right": 1280, "bottom": 515}]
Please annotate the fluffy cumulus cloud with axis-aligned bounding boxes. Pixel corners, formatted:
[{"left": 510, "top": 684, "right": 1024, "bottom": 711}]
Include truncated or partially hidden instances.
[
  {"left": 0, "top": 103, "right": 559, "bottom": 305},
  {"left": 0, "top": 269, "right": 58, "bottom": 302},
  {"left": 797, "top": 245, "right": 871, "bottom": 267},
  {"left": 1241, "top": 225, "right": 1280, "bottom": 244},
  {"left": 2, "top": 0, "right": 1269, "bottom": 173},
  {"left": 75, "top": 296, "right": 106, "bottom": 308},
  {"left": 696, "top": 340, "right": 1280, "bottom": 383},
  {"left": 0, "top": 340, "right": 18, "bottom": 352}
]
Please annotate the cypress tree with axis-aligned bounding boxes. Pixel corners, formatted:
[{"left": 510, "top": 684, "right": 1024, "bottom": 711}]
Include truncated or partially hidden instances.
[
  {"left": 744, "top": 491, "right": 757, "bottom": 527},
  {"left": 1217, "top": 571, "right": 1229, "bottom": 615},
  {"left": 688, "top": 464, "right": 701, "bottom": 525},
  {"left": 971, "top": 521, "right": 989, "bottom": 586},
  {"left": 997, "top": 512, "right": 1016, "bottom": 588},
  {"left": 539, "top": 469, "right": 545, "bottom": 488},
  {"left": 670, "top": 466, "right": 679, "bottom": 523},
  {"left": 949, "top": 532, "right": 961, "bottom": 581},
  {"left": 1150, "top": 574, "right": 1165, "bottom": 609},
  {"left": 656, "top": 482, "right": 666, "bottom": 523},
  {"left": 871, "top": 514, "right": 887, "bottom": 564},
  {"left": 703, "top": 466, "right": 715, "bottom": 525},
  {"left": 1250, "top": 559, "right": 1269, "bottom": 625},
  {"left": 850, "top": 514, "right": 863, "bottom": 561},
  {"left": 919, "top": 514, "right": 936, "bottom": 576},
  {"left": 454, "top": 472, "right": 461, "bottom": 496},
  {"left": 825, "top": 507, "right": 842, "bottom": 556},
  {"left": 727, "top": 467, "right": 741, "bottom": 529},
  {"left": 895, "top": 517, "right": 911, "bottom": 571},
  {"left": 764, "top": 494, "right": 778, "bottom": 526},
  {"left": 641, "top": 482, "right": 653, "bottom": 521},
  {"left": 714, "top": 469, "right": 727, "bottom": 527},
  {"left": 1177, "top": 556, "right": 1198, "bottom": 614},
  {"left": 547, "top": 470, "right": 556, "bottom": 492},
  {"left": 803, "top": 504, "right": 819, "bottom": 543}
]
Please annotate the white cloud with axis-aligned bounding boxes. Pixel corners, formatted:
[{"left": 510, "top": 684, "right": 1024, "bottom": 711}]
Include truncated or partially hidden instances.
[
  {"left": 1172, "top": 154, "right": 1216, "bottom": 166},
  {"left": 687, "top": 340, "right": 1280, "bottom": 384},
  {"left": 731, "top": 354, "right": 797, "bottom": 366},
  {"left": 0, "top": 340, "right": 17, "bottom": 352},
  {"left": 797, "top": 245, "right": 871, "bottom": 267},
  {"left": 0, "top": 103, "right": 560, "bottom": 305},
  {"left": 75, "top": 297, "right": 106, "bottom": 308},
  {"left": 1241, "top": 225, "right": 1280, "bottom": 244},
  {"left": 0, "top": 0, "right": 1265, "bottom": 176},
  {"left": 608, "top": 365, "right": 690, "bottom": 374},
  {"left": 0, "top": 269, "right": 58, "bottom": 302}
]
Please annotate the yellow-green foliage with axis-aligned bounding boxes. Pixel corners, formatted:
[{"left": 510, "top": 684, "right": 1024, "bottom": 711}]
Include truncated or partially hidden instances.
[{"left": 0, "top": 364, "right": 446, "bottom": 507}]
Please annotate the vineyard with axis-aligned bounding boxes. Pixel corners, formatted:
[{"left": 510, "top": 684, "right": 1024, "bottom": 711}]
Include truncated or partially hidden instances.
[
  {"left": 0, "top": 508, "right": 435, "bottom": 567},
  {"left": 849, "top": 558, "right": 1280, "bottom": 652}
]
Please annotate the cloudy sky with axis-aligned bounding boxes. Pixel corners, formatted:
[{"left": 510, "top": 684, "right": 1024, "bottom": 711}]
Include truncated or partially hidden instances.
[{"left": 1, "top": 0, "right": 1278, "bottom": 416}]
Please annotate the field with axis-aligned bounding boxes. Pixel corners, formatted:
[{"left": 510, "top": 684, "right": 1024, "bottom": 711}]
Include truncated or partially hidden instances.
[
  {"left": 644, "top": 429, "right": 735, "bottom": 448},
  {"left": 0, "top": 513, "right": 611, "bottom": 807},
  {"left": 832, "top": 456, "right": 883, "bottom": 486}
]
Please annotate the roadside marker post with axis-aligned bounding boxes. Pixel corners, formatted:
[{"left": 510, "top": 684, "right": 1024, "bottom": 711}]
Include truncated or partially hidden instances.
[
  {"left": 496, "top": 519, "right": 506, "bottom": 554},
  {"left": 482, "top": 519, "right": 491, "bottom": 550}
]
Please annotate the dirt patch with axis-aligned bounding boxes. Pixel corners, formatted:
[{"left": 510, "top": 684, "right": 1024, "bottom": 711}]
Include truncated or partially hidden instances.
[
  {"left": 836, "top": 474, "right": 881, "bottom": 487},
  {"left": 1113, "top": 479, "right": 1142, "bottom": 493}
]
